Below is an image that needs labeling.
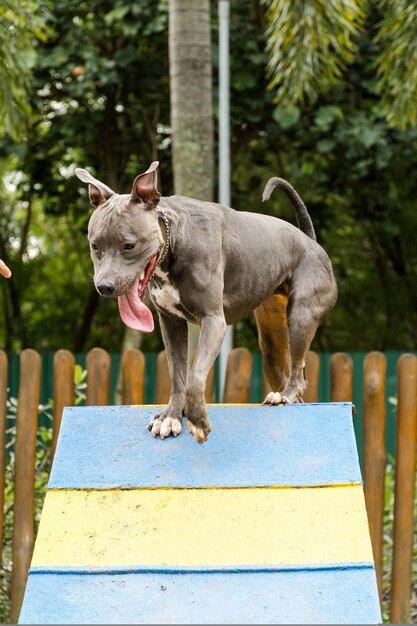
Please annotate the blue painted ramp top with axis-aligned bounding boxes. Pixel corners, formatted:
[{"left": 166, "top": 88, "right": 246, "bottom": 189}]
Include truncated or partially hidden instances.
[{"left": 48, "top": 402, "right": 360, "bottom": 489}]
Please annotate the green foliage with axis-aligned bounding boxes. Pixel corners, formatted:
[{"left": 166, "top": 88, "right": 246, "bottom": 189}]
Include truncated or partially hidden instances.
[
  {"left": 0, "top": 0, "right": 172, "bottom": 353},
  {"left": 2, "top": 0, "right": 417, "bottom": 353},
  {"left": 374, "top": 0, "right": 417, "bottom": 128},
  {"left": 214, "top": 0, "right": 417, "bottom": 351},
  {"left": 262, "top": 0, "right": 417, "bottom": 130},
  {"left": 382, "top": 461, "right": 395, "bottom": 622},
  {"left": 0, "top": 0, "right": 50, "bottom": 140},
  {"left": 74, "top": 364, "right": 87, "bottom": 404},
  {"left": 262, "top": 0, "right": 366, "bottom": 105}
]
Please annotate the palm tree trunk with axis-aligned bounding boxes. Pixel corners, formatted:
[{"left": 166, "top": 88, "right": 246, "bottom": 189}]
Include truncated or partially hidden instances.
[
  {"left": 169, "top": 0, "right": 213, "bottom": 201},
  {"left": 169, "top": 0, "right": 214, "bottom": 359}
]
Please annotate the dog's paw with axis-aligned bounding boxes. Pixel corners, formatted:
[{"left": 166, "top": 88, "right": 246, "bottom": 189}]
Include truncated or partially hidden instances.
[
  {"left": 282, "top": 394, "right": 304, "bottom": 404},
  {"left": 147, "top": 415, "right": 182, "bottom": 439},
  {"left": 187, "top": 419, "right": 211, "bottom": 444},
  {"left": 262, "top": 391, "right": 284, "bottom": 405},
  {"left": 185, "top": 391, "right": 212, "bottom": 443}
]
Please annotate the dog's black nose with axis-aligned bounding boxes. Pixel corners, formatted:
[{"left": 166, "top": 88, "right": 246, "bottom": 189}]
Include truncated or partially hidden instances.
[{"left": 97, "top": 280, "right": 115, "bottom": 296}]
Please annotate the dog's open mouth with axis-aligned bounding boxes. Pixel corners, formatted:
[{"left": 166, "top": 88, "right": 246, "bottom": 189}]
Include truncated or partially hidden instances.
[{"left": 117, "top": 254, "right": 158, "bottom": 332}]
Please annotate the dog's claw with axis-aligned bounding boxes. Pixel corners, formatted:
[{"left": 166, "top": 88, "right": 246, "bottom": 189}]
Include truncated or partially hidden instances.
[
  {"left": 188, "top": 421, "right": 210, "bottom": 444},
  {"left": 171, "top": 418, "right": 182, "bottom": 436},
  {"left": 148, "top": 416, "right": 182, "bottom": 439},
  {"left": 160, "top": 417, "right": 173, "bottom": 439},
  {"left": 262, "top": 391, "right": 284, "bottom": 405},
  {"left": 149, "top": 418, "right": 162, "bottom": 437},
  {"left": 262, "top": 389, "right": 305, "bottom": 405}
]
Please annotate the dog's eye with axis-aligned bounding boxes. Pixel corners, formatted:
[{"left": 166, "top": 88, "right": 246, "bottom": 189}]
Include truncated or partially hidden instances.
[
  {"left": 124, "top": 243, "right": 135, "bottom": 251},
  {"left": 91, "top": 243, "right": 98, "bottom": 251}
]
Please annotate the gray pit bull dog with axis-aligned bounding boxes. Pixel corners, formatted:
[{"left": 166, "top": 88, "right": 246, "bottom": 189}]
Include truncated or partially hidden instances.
[{"left": 75, "top": 162, "right": 337, "bottom": 443}]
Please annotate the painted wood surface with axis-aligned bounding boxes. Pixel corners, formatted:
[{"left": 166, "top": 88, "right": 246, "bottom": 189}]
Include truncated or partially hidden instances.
[
  {"left": 19, "top": 403, "right": 381, "bottom": 624},
  {"left": 48, "top": 403, "right": 361, "bottom": 489},
  {"left": 20, "top": 568, "right": 380, "bottom": 625},
  {"left": 31, "top": 486, "right": 372, "bottom": 567}
]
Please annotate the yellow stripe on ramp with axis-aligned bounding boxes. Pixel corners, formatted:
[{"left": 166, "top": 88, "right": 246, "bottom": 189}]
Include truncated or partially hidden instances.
[{"left": 31, "top": 486, "right": 373, "bottom": 568}]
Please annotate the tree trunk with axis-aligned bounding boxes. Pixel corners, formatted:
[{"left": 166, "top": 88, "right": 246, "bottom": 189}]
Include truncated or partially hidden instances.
[
  {"left": 169, "top": 0, "right": 213, "bottom": 200},
  {"left": 72, "top": 288, "right": 100, "bottom": 353},
  {"left": 169, "top": 0, "right": 214, "bottom": 358}
]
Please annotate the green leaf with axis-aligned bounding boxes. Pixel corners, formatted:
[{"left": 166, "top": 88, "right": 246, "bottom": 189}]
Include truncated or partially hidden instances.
[
  {"left": 233, "top": 72, "right": 258, "bottom": 91},
  {"left": 262, "top": 0, "right": 366, "bottom": 107},
  {"left": 114, "top": 45, "right": 137, "bottom": 66},
  {"left": 143, "top": 15, "right": 168, "bottom": 36},
  {"left": 41, "top": 46, "right": 70, "bottom": 68},
  {"left": 314, "top": 106, "right": 344, "bottom": 127},
  {"left": 359, "top": 126, "right": 382, "bottom": 148},
  {"left": 317, "top": 138, "right": 336, "bottom": 153},
  {"left": 374, "top": 0, "right": 417, "bottom": 128},
  {"left": 104, "top": 5, "right": 130, "bottom": 24},
  {"left": 272, "top": 106, "right": 300, "bottom": 129},
  {"left": 74, "top": 364, "right": 85, "bottom": 386}
]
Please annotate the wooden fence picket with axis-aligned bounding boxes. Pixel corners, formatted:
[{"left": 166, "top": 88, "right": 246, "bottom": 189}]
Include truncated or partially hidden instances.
[
  {"left": 262, "top": 350, "right": 319, "bottom": 402},
  {"left": 223, "top": 348, "right": 252, "bottom": 403},
  {"left": 154, "top": 351, "right": 170, "bottom": 404},
  {"left": 10, "top": 349, "right": 41, "bottom": 624},
  {"left": 362, "top": 351, "right": 387, "bottom": 601},
  {"left": 52, "top": 350, "right": 75, "bottom": 461},
  {"left": 121, "top": 349, "right": 145, "bottom": 405},
  {"left": 303, "top": 351, "right": 319, "bottom": 402},
  {"left": 262, "top": 370, "right": 272, "bottom": 398},
  {"left": 155, "top": 350, "right": 215, "bottom": 405},
  {"left": 330, "top": 352, "right": 353, "bottom": 402},
  {"left": 86, "top": 348, "right": 111, "bottom": 406},
  {"left": 390, "top": 354, "right": 417, "bottom": 624},
  {"left": 0, "top": 351, "right": 7, "bottom": 566}
]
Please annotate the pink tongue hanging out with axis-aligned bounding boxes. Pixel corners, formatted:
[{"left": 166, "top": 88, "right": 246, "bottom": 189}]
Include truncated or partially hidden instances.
[{"left": 117, "top": 256, "right": 157, "bottom": 332}]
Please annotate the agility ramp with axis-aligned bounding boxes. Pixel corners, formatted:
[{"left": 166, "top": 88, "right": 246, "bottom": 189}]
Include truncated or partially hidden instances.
[{"left": 19, "top": 403, "right": 381, "bottom": 624}]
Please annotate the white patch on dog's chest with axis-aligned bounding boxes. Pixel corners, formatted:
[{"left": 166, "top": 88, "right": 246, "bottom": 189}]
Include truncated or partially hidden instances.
[{"left": 149, "top": 268, "right": 187, "bottom": 320}]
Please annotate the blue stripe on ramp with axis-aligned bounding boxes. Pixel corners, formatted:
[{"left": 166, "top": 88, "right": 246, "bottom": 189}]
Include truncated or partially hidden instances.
[
  {"left": 28, "top": 561, "right": 375, "bottom": 575},
  {"left": 19, "top": 567, "right": 381, "bottom": 624},
  {"left": 48, "top": 403, "right": 360, "bottom": 489}
]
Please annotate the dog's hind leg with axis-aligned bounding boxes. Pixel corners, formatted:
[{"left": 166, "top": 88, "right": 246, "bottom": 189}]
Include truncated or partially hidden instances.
[
  {"left": 254, "top": 285, "right": 291, "bottom": 405},
  {"left": 279, "top": 262, "right": 337, "bottom": 404}
]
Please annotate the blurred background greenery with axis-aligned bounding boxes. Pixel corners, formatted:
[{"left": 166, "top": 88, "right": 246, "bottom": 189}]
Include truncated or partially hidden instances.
[{"left": 1, "top": 0, "right": 417, "bottom": 357}]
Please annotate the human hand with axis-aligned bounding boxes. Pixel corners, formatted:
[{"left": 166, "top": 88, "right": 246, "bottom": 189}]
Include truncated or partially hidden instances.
[{"left": 0, "top": 259, "right": 11, "bottom": 278}]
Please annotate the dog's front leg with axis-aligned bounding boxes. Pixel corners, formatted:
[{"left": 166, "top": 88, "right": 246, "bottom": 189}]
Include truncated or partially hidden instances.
[
  {"left": 185, "top": 314, "right": 227, "bottom": 443},
  {"left": 148, "top": 312, "right": 188, "bottom": 439}
]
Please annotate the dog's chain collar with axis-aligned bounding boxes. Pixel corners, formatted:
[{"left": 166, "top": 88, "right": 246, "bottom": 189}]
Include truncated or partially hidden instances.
[{"left": 156, "top": 207, "right": 170, "bottom": 266}]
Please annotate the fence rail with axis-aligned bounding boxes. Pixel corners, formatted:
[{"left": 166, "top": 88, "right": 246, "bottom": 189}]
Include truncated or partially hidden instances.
[{"left": 0, "top": 347, "right": 416, "bottom": 623}]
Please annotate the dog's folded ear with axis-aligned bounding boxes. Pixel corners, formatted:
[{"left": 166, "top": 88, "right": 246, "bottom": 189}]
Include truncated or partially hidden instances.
[
  {"left": 75, "top": 168, "right": 115, "bottom": 208},
  {"left": 130, "top": 161, "right": 161, "bottom": 208}
]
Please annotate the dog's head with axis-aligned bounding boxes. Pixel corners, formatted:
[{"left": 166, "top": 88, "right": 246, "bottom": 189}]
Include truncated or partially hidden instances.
[{"left": 75, "top": 162, "right": 163, "bottom": 332}]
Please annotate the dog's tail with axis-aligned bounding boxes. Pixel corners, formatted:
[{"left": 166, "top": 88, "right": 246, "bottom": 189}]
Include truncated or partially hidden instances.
[{"left": 262, "top": 177, "right": 316, "bottom": 241}]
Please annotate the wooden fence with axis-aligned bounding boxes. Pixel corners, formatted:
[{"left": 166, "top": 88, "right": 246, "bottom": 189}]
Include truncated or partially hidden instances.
[{"left": 0, "top": 347, "right": 416, "bottom": 623}]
